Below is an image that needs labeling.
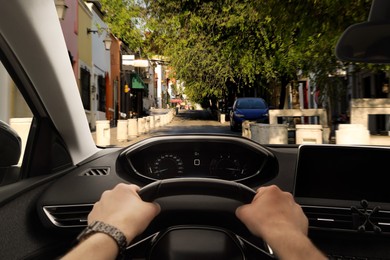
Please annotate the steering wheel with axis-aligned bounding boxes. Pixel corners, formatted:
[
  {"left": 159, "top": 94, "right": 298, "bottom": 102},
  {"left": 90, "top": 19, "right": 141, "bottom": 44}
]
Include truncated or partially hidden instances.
[{"left": 124, "top": 178, "right": 276, "bottom": 260}]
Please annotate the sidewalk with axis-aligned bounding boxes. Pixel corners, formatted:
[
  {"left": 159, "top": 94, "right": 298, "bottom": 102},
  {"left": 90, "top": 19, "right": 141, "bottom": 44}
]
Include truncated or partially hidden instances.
[
  {"left": 91, "top": 108, "right": 232, "bottom": 147},
  {"left": 91, "top": 108, "right": 172, "bottom": 147},
  {"left": 91, "top": 127, "right": 153, "bottom": 148}
]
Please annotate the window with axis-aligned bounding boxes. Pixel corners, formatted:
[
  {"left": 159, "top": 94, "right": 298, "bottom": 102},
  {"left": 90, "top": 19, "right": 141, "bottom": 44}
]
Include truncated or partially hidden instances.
[
  {"left": 80, "top": 67, "right": 91, "bottom": 110},
  {"left": 98, "top": 74, "right": 106, "bottom": 112},
  {"left": 236, "top": 98, "right": 267, "bottom": 109}
]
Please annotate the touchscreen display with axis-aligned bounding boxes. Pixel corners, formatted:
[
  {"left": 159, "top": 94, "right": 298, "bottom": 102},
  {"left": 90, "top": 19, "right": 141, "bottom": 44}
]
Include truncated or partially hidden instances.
[{"left": 294, "top": 145, "right": 390, "bottom": 203}]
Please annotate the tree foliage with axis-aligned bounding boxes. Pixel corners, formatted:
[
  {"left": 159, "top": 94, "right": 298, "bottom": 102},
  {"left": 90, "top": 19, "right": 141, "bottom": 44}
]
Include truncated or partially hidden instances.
[
  {"left": 100, "top": 0, "right": 373, "bottom": 106},
  {"left": 99, "top": 0, "right": 148, "bottom": 52}
]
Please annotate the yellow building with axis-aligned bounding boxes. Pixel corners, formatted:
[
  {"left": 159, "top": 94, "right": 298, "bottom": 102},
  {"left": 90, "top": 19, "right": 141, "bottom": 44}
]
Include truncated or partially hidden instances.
[{"left": 78, "top": 0, "right": 94, "bottom": 129}]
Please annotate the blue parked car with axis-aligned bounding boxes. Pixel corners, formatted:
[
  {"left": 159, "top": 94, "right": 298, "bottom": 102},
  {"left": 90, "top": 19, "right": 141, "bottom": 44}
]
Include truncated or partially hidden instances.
[{"left": 229, "top": 97, "right": 269, "bottom": 131}]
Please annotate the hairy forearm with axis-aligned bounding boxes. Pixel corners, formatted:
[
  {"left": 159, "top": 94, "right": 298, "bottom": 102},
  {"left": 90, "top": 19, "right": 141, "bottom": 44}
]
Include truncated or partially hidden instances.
[
  {"left": 61, "top": 233, "right": 119, "bottom": 260},
  {"left": 266, "top": 230, "right": 327, "bottom": 260}
]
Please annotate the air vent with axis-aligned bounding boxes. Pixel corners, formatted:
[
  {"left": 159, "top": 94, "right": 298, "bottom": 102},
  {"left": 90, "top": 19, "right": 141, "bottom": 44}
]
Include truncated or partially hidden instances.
[
  {"left": 303, "top": 206, "right": 353, "bottom": 231},
  {"left": 371, "top": 211, "right": 390, "bottom": 233},
  {"left": 80, "top": 167, "right": 110, "bottom": 176},
  {"left": 302, "top": 205, "right": 390, "bottom": 234},
  {"left": 43, "top": 204, "right": 93, "bottom": 228}
]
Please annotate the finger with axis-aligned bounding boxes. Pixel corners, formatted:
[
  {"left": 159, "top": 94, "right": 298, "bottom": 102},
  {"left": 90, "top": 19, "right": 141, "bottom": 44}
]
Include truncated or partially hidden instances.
[
  {"left": 152, "top": 202, "right": 161, "bottom": 215},
  {"left": 127, "top": 184, "right": 141, "bottom": 197},
  {"left": 235, "top": 204, "right": 249, "bottom": 219},
  {"left": 118, "top": 183, "right": 141, "bottom": 197},
  {"left": 129, "top": 184, "right": 141, "bottom": 192},
  {"left": 252, "top": 186, "right": 267, "bottom": 201}
]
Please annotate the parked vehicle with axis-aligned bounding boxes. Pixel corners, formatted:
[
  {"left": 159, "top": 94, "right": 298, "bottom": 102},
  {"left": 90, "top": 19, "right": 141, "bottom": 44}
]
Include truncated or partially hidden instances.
[
  {"left": 2, "top": 0, "right": 390, "bottom": 259},
  {"left": 229, "top": 97, "right": 269, "bottom": 131}
]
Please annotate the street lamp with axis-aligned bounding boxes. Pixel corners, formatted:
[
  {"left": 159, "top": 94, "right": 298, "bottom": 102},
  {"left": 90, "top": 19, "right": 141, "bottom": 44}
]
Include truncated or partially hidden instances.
[{"left": 55, "top": 0, "right": 68, "bottom": 20}]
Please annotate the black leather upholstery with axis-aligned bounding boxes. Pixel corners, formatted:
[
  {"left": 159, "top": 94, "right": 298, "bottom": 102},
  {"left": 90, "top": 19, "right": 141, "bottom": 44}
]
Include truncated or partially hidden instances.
[
  {"left": 0, "top": 120, "right": 21, "bottom": 166},
  {"left": 139, "top": 178, "right": 256, "bottom": 203},
  {"left": 0, "top": 120, "right": 22, "bottom": 185}
]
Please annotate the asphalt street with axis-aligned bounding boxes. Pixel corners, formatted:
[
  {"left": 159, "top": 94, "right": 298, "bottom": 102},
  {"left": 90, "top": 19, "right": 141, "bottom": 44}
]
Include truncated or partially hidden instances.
[{"left": 153, "top": 109, "right": 234, "bottom": 134}]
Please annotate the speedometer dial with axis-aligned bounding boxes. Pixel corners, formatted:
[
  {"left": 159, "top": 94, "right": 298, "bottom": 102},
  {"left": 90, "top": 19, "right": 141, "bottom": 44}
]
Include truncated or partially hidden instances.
[{"left": 151, "top": 154, "right": 184, "bottom": 178}]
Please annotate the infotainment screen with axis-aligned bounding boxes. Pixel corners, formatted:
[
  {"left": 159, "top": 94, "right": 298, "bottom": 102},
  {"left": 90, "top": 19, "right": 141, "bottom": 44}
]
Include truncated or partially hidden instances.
[{"left": 294, "top": 145, "right": 390, "bottom": 203}]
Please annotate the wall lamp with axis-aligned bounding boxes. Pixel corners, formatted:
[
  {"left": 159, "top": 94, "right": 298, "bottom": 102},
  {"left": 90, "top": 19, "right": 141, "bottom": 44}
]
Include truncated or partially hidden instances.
[
  {"left": 87, "top": 28, "right": 112, "bottom": 51},
  {"left": 55, "top": 0, "right": 68, "bottom": 20},
  {"left": 87, "top": 28, "right": 100, "bottom": 34},
  {"left": 103, "top": 35, "right": 112, "bottom": 51}
]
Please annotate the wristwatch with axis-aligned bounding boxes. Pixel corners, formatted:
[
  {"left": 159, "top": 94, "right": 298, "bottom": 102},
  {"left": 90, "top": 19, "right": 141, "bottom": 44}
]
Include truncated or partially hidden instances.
[{"left": 77, "top": 221, "right": 128, "bottom": 255}]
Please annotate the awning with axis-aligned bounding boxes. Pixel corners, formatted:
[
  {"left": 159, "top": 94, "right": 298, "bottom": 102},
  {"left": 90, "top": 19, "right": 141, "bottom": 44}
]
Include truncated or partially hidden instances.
[
  {"left": 122, "top": 55, "right": 149, "bottom": 68},
  {"left": 170, "top": 99, "right": 183, "bottom": 103},
  {"left": 131, "top": 73, "right": 146, "bottom": 90}
]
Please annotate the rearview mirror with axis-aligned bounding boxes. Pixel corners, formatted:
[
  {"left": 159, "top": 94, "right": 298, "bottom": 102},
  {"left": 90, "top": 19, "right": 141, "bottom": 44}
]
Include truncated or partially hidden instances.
[{"left": 336, "top": 0, "right": 390, "bottom": 63}]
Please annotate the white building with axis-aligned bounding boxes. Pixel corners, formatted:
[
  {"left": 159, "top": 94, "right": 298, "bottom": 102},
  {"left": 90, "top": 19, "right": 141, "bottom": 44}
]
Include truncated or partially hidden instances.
[
  {"left": 153, "top": 61, "right": 170, "bottom": 108},
  {"left": 86, "top": 1, "right": 111, "bottom": 128}
]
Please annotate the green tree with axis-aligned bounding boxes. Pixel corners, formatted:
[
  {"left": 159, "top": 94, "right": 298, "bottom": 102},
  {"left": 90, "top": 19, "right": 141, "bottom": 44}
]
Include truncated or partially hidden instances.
[
  {"left": 100, "top": 0, "right": 148, "bottom": 52},
  {"left": 101, "top": 0, "right": 374, "bottom": 107}
]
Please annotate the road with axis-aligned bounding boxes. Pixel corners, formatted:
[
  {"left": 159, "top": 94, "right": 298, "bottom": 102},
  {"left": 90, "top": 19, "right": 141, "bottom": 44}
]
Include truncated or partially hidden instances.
[
  {"left": 151, "top": 109, "right": 237, "bottom": 135},
  {"left": 101, "top": 109, "right": 240, "bottom": 147}
]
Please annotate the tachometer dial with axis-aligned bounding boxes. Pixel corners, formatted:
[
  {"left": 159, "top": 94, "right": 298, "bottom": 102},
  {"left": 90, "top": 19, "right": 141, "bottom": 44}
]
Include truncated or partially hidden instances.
[
  {"left": 152, "top": 154, "right": 184, "bottom": 178},
  {"left": 210, "top": 154, "right": 246, "bottom": 179}
]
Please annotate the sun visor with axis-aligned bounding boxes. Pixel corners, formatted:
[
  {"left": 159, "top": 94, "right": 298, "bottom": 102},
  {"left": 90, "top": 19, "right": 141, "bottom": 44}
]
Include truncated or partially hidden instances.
[
  {"left": 336, "top": 22, "right": 390, "bottom": 63},
  {"left": 336, "top": 0, "right": 390, "bottom": 63}
]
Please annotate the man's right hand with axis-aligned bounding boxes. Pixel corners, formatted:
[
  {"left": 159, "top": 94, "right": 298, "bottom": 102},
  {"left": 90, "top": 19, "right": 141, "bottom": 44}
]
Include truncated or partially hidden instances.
[{"left": 236, "top": 185, "right": 327, "bottom": 260}]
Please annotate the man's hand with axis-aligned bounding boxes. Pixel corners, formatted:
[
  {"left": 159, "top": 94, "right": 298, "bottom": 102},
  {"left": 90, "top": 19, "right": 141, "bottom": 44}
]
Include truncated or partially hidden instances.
[
  {"left": 88, "top": 183, "right": 160, "bottom": 243},
  {"left": 236, "top": 185, "right": 326, "bottom": 260}
]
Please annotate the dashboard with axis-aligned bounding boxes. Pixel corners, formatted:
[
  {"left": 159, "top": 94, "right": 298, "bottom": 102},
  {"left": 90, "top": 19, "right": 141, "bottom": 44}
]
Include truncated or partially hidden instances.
[
  {"left": 34, "top": 135, "right": 390, "bottom": 258},
  {"left": 37, "top": 134, "right": 280, "bottom": 229}
]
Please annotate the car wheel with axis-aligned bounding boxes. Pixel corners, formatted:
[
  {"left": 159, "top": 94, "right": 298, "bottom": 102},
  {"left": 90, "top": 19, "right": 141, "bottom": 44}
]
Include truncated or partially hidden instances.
[{"left": 230, "top": 120, "right": 238, "bottom": 131}]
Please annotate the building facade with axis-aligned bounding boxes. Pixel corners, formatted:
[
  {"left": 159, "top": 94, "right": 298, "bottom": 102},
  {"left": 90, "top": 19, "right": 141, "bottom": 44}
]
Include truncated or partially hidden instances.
[{"left": 86, "top": 1, "right": 111, "bottom": 127}]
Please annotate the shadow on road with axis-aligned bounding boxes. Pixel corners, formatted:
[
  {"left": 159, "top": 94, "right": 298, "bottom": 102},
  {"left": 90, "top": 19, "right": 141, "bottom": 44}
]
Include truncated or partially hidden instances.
[
  {"left": 152, "top": 109, "right": 238, "bottom": 135},
  {"left": 174, "top": 109, "right": 215, "bottom": 121}
]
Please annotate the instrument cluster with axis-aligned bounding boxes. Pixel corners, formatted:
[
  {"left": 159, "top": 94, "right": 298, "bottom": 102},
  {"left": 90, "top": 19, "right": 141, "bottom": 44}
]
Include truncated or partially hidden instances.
[{"left": 120, "top": 135, "right": 278, "bottom": 185}]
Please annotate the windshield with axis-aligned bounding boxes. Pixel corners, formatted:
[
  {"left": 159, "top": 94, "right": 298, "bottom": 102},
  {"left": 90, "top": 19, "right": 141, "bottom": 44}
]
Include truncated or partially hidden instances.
[
  {"left": 3, "top": 0, "right": 384, "bottom": 149},
  {"left": 75, "top": 0, "right": 383, "bottom": 147},
  {"left": 236, "top": 99, "right": 267, "bottom": 109}
]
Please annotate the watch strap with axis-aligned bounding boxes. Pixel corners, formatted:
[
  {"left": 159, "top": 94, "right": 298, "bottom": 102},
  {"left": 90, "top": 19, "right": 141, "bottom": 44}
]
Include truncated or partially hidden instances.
[{"left": 77, "top": 221, "right": 128, "bottom": 255}]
